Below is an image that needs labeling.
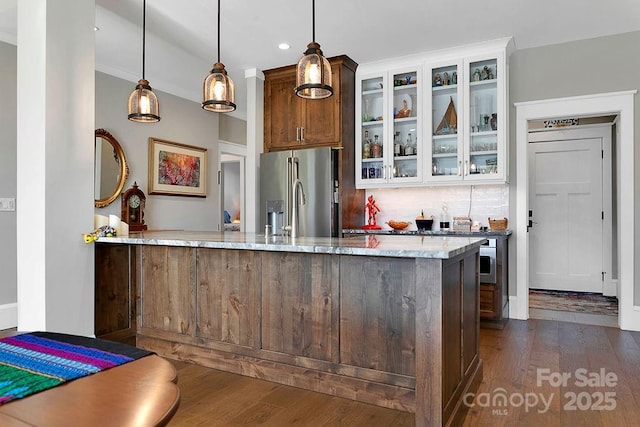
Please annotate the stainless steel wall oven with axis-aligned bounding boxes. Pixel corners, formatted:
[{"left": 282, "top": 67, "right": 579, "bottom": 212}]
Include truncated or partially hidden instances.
[{"left": 479, "top": 238, "right": 497, "bottom": 284}]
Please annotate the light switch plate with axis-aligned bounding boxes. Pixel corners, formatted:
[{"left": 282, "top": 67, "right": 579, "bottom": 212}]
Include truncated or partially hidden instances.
[{"left": 0, "top": 198, "right": 16, "bottom": 211}]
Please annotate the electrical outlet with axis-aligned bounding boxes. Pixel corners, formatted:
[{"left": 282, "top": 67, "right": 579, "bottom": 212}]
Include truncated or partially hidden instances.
[{"left": 0, "top": 198, "right": 16, "bottom": 211}]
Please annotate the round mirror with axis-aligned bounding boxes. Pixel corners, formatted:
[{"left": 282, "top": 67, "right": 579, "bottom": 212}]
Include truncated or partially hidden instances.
[{"left": 95, "top": 128, "right": 129, "bottom": 208}]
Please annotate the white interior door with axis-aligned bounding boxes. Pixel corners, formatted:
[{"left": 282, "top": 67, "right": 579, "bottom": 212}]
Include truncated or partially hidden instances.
[
  {"left": 218, "top": 141, "right": 247, "bottom": 232},
  {"left": 528, "top": 137, "right": 603, "bottom": 292}
]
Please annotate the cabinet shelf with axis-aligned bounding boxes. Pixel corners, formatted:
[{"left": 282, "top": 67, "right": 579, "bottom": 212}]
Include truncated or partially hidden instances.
[
  {"left": 362, "top": 157, "right": 384, "bottom": 163},
  {"left": 432, "top": 133, "right": 458, "bottom": 140},
  {"left": 432, "top": 152, "right": 458, "bottom": 158},
  {"left": 471, "top": 130, "right": 497, "bottom": 137},
  {"left": 470, "top": 79, "right": 496, "bottom": 87},
  {"left": 362, "top": 120, "right": 384, "bottom": 126},
  {"left": 469, "top": 150, "right": 498, "bottom": 156},
  {"left": 394, "top": 154, "right": 418, "bottom": 161},
  {"left": 394, "top": 117, "right": 417, "bottom": 124},
  {"left": 362, "top": 89, "right": 383, "bottom": 96},
  {"left": 432, "top": 84, "right": 458, "bottom": 92},
  {"left": 393, "top": 83, "right": 417, "bottom": 91}
]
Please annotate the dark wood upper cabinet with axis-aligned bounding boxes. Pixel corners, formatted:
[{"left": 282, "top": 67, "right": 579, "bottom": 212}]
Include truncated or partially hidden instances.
[{"left": 264, "top": 55, "right": 357, "bottom": 152}]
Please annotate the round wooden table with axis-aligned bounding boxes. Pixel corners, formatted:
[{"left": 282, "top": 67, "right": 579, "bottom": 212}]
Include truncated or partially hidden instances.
[{"left": 0, "top": 354, "right": 180, "bottom": 426}]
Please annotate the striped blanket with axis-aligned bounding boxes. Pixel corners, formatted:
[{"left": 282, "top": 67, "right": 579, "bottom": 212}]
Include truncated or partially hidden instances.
[{"left": 0, "top": 332, "right": 152, "bottom": 405}]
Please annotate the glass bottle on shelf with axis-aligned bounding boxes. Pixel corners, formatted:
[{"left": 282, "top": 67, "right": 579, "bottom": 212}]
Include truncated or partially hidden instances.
[
  {"left": 371, "top": 134, "right": 382, "bottom": 158},
  {"left": 362, "top": 130, "right": 371, "bottom": 159},
  {"left": 394, "top": 132, "right": 401, "bottom": 157},
  {"left": 405, "top": 133, "right": 414, "bottom": 155},
  {"left": 439, "top": 203, "right": 450, "bottom": 231}
]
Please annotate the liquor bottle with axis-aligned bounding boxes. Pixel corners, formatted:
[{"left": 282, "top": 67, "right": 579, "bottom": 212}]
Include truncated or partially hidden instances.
[
  {"left": 439, "top": 203, "right": 450, "bottom": 231},
  {"left": 405, "top": 133, "right": 414, "bottom": 155},
  {"left": 371, "top": 134, "right": 382, "bottom": 158},
  {"left": 362, "top": 130, "right": 371, "bottom": 159},
  {"left": 394, "top": 132, "right": 401, "bottom": 156}
]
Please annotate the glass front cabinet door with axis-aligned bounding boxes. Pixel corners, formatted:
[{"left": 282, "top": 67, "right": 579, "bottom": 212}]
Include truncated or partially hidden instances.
[
  {"left": 426, "top": 59, "right": 464, "bottom": 182},
  {"left": 356, "top": 39, "right": 511, "bottom": 188},
  {"left": 463, "top": 53, "right": 506, "bottom": 182},
  {"left": 356, "top": 67, "right": 422, "bottom": 188},
  {"left": 426, "top": 51, "right": 507, "bottom": 183}
]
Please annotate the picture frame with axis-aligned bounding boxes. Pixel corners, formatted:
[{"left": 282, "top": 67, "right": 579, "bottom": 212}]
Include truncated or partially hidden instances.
[{"left": 148, "top": 137, "right": 207, "bottom": 197}]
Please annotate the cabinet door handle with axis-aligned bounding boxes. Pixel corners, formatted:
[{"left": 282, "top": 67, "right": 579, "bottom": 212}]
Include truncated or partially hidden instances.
[
  {"left": 464, "top": 160, "right": 469, "bottom": 176},
  {"left": 458, "top": 161, "right": 462, "bottom": 176},
  {"left": 300, "top": 127, "right": 305, "bottom": 141},
  {"left": 296, "top": 127, "right": 300, "bottom": 141}
]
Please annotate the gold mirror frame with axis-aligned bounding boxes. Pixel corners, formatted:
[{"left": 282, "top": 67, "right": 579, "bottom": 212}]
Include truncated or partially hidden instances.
[{"left": 95, "top": 128, "right": 129, "bottom": 208}]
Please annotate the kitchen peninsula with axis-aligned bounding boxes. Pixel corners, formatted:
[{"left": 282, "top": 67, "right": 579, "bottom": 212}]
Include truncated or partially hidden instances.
[{"left": 95, "top": 231, "right": 485, "bottom": 426}]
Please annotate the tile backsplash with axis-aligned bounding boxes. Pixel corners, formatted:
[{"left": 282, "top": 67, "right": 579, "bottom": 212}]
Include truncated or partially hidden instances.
[{"left": 364, "top": 185, "right": 509, "bottom": 231}]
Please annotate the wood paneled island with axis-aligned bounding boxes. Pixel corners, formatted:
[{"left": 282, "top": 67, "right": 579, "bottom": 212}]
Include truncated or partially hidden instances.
[{"left": 95, "top": 232, "right": 485, "bottom": 426}]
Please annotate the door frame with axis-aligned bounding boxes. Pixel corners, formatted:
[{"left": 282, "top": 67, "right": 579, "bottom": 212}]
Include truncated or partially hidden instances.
[
  {"left": 527, "top": 125, "right": 613, "bottom": 295},
  {"left": 514, "top": 90, "right": 638, "bottom": 331},
  {"left": 218, "top": 140, "right": 247, "bottom": 232}
]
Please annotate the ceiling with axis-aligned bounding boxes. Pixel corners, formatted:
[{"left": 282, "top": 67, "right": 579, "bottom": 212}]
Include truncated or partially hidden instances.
[{"left": 1, "top": 0, "right": 640, "bottom": 120}]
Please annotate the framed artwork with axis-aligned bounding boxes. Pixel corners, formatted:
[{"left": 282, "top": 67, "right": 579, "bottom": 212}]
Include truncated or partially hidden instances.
[{"left": 148, "top": 137, "right": 207, "bottom": 197}]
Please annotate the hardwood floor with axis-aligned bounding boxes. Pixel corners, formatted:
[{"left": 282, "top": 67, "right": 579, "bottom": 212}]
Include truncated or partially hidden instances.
[
  {"left": 165, "top": 319, "right": 640, "bottom": 426},
  {"left": 3, "top": 319, "right": 640, "bottom": 426}
]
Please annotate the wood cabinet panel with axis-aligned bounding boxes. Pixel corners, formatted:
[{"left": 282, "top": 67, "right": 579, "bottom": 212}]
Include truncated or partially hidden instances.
[
  {"left": 339, "top": 255, "right": 416, "bottom": 376},
  {"left": 95, "top": 243, "right": 133, "bottom": 337},
  {"left": 141, "top": 246, "right": 195, "bottom": 335},
  {"left": 462, "top": 251, "right": 479, "bottom": 374},
  {"left": 480, "top": 284, "right": 497, "bottom": 317},
  {"left": 442, "top": 257, "right": 462, "bottom": 406},
  {"left": 442, "top": 249, "right": 481, "bottom": 425},
  {"left": 261, "top": 252, "right": 338, "bottom": 362},
  {"left": 196, "top": 248, "right": 261, "bottom": 348},
  {"left": 301, "top": 69, "right": 341, "bottom": 146},
  {"left": 264, "top": 73, "right": 300, "bottom": 150}
]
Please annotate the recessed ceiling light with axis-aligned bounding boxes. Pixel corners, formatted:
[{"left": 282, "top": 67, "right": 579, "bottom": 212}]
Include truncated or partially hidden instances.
[
  {"left": 278, "top": 43, "right": 290, "bottom": 50},
  {"left": 94, "top": 26, "right": 100, "bottom": 31}
]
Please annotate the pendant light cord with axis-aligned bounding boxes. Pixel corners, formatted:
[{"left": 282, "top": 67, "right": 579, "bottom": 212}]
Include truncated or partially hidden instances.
[
  {"left": 217, "top": 0, "right": 221, "bottom": 63},
  {"left": 312, "top": 0, "right": 316, "bottom": 43},
  {"left": 142, "top": 0, "right": 146, "bottom": 80}
]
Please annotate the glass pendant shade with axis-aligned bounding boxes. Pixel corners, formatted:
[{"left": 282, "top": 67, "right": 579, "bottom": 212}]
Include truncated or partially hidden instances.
[
  {"left": 295, "top": 42, "right": 333, "bottom": 99},
  {"left": 202, "top": 62, "right": 236, "bottom": 113},
  {"left": 128, "top": 79, "right": 160, "bottom": 122}
]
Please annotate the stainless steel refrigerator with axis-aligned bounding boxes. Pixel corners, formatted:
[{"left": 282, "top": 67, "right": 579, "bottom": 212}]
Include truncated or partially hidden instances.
[{"left": 260, "top": 148, "right": 339, "bottom": 237}]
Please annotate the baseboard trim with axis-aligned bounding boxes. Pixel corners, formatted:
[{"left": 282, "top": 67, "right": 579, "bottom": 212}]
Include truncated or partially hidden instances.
[
  {"left": 0, "top": 303, "right": 18, "bottom": 330},
  {"left": 509, "top": 296, "right": 526, "bottom": 320},
  {"left": 620, "top": 304, "right": 640, "bottom": 332},
  {"left": 603, "top": 279, "right": 617, "bottom": 297}
]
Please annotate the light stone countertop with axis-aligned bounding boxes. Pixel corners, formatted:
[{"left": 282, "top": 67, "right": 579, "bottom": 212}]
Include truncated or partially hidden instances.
[
  {"left": 97, "top": 230, "right": 486, "bottom": 259},
  {"left": 342, "top": 228, "right": 512, "bottom": 238}
]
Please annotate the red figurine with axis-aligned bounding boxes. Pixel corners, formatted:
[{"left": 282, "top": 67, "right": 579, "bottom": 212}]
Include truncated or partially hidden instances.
[{"left": 363, "top": 195, "right": 382, "bottom": 230}]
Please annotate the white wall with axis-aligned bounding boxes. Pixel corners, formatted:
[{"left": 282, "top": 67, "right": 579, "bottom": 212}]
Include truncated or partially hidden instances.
[
  {"left": 0, "top": 41, "right": 17, "bottom": 328},
  {"left": 95, "top": 72, "right": 220, "bottom": 231}
]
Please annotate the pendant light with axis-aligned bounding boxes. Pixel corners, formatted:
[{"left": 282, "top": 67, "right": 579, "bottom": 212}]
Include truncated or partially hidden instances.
[
  {"left": 128, "top": 0, "right": 160, "bottom": 123},
  {"left": 294, "top": 0, "right": 333, "bottom": 99},
  {"left": 202, "top": 0, "right": 236, "bottom": 113}
]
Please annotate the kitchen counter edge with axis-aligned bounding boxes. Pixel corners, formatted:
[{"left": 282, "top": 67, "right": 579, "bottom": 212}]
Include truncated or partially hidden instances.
[{"left": 96, "top": 230, "right": 486, "bottom": 260}]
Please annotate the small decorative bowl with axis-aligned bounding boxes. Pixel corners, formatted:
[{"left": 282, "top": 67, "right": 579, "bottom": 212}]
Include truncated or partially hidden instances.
[
  {"left": 415, "top": 219, "right": 434, "bottom": 231},
  {"left": 386, "top": 220, "right": 411, "bottom": 231}
]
